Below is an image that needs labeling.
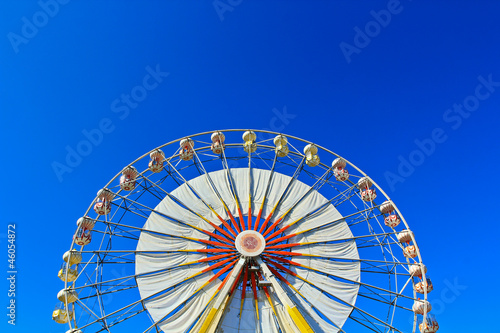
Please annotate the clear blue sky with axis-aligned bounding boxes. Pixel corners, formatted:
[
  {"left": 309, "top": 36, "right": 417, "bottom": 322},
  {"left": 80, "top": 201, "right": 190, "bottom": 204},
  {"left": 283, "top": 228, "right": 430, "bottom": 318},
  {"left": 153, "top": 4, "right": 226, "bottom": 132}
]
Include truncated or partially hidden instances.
[{"left": 1, "top": 1, "right": 499, "bottom": 332}]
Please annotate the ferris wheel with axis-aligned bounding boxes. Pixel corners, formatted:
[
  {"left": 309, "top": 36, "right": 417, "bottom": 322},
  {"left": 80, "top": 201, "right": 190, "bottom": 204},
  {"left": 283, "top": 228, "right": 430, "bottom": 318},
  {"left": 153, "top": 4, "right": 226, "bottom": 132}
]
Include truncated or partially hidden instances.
[{"left": 53, "top": 129, "right": 439, "bottom": 333}]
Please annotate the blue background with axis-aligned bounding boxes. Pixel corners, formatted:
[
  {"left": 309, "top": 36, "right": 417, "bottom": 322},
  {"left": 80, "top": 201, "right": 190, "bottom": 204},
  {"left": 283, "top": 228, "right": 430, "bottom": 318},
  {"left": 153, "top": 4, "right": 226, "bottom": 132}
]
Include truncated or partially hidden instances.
[{"left": 1, "top": 0, "right": 499, "bottom": 332}]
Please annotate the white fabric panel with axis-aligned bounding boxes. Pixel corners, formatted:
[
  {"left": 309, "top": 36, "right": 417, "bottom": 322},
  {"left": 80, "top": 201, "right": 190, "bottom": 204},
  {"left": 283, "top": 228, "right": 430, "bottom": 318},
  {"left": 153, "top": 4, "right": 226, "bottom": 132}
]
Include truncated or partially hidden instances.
[
  {"left": 274, "top": 300, "right": 299, "bottom": 333},
  {"left": 290, "top": 220, "right": 353, "bottom": 244},
  {"left": 136, "top": 168, "right": 360, "bottom": 332},
  {"left": 136, "top": 232, "right": 202, "bottom": 252},
  {"left": 288, "top": 290, "right": 339, "bottom": 333},
  {"left": 146, "top": 210, "right": 207, "bottom": 240},
  {"left": 170, "top": 178, "right": 223, "bottom": 224},
  {"left": 301, "top": 240, "right": 359, "bottom": 260},
  {"left": 136, "top": 252, "right": 204, "bottom": 275},
  {"left": 256, "top": 169, "right": 293, "bottom": 219},
  {"left": 280, "top": 189, "right": 339, "bottom": 227},
  {"left": 292, "top": 267, "right": 359, "bottom": 306},
  {"left": 137, "top": 264, "right": 211, "bottom": 298},
  {"left": 154, "top": 280, "right": 220, "bottom": 333},
  {"left": 295, "top": 258, "right": 360, "bottom": 282},
  {"left": 289, "top": 282, "right": 351, "bottom": 331},
  {"left": 156, "top": 194, "right": 214, "bottom": 233},
  {"left": 236, "top": 167, "right": 266, "bottom": 212},
  {"left": 172, "top": 168, "right": 341, "bottom": 232},
  {"left": 188, "top": 173, "right": 232, "bottom": 219},
  {"left": 283, "top": 265, "right": 359, "bottom": 330},
  {"left": 220, "top": 291, "right": 279, "bottom": 333},
  {"left": 135, "top": 232, "right": 204, "bottom": 276}
]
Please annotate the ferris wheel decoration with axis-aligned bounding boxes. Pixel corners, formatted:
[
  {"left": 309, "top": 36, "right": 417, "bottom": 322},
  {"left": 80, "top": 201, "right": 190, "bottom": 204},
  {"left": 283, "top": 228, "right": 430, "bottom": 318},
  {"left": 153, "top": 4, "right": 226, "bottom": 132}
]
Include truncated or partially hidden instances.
[{"left": 53, "top": 129, "right": 439, "bottom": 333}]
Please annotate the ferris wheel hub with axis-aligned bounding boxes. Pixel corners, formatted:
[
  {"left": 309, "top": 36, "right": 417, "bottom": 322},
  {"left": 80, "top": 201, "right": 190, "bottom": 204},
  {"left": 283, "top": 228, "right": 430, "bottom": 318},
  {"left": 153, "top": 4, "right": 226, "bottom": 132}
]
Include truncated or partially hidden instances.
[{"left": 235, "top": 230, "right": 266, "bottom": 257}]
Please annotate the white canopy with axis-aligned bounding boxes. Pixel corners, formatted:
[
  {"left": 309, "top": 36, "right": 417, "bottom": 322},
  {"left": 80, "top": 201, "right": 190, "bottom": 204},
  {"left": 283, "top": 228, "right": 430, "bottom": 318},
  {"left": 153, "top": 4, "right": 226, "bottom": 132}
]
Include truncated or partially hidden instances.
[{"left": 136, "top": 168, "right": 360, "bottom": 332}]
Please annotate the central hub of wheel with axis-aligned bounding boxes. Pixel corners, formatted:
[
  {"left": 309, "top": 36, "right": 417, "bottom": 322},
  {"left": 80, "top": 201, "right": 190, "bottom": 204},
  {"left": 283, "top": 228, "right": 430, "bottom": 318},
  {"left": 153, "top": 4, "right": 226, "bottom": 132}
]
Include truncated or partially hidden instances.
[{"left": 235, "top": 230, "right": 266, "bottom": 257}]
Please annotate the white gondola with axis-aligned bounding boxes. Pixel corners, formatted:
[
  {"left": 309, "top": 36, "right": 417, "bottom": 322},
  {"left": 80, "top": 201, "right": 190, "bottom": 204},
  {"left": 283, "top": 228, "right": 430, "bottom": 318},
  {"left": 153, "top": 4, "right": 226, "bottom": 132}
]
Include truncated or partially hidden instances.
[
  {"left": 73, "top": 227, "right": 91, "bottom": 246},
  {"left": 120, "top": 166, "right": 138, "bottom": 191},
  {"left": 63, "top": 249, "right": 82, "bottom": 266},
  {"left": 404, "top": 245, "right": 418, "bottom": 258},
  {"left": 243, "top": 130, "right": 257, "bottom": 153},
  {"left": 77, "top": 216, "right": 95, "bottom": 230},
  {"left": 415, "top": 277, "right": 434, "bottom": 294},
  {"left": 149, "top": 149, "right": 165, "bottom": 173},
  {"left": 304, "top": 144, "right": 320, "bottom": 167},
  {"left": 334, "top": 167, "right": 349, "bottom": 181},
  {"left": 274, "top": 134, "right": 289, "bottom": 157},
  {"left": 58, "top": 266, "right": 78, "bottom": 282},
  {"left": 397, "top": 229, "right": 413, "bottom": 243},
  {"left": 413, "top": 299, "right": 432, "bottom": 315},
  {"left": 385, "top": 213, "right": 401, "bottom": 228},
  {"left": 379, "top": 200, "right": 395, "bottom": 214},
  {"left": 52, "top": 307, "right": 73, "bottom": 324},
  {"left": 57, "top": 289, "right": 78, "bottom": 304},
  {"left": 179, "top": 138, "right": 195, "bottom": 161},
  {"left": 331, "top": 157, "right": 347, "bottom": 169},
  {"left": 74, "top": 216, "right": 96, "bottom": 246},
  {"left": 418, "top": 314, "right": 439, "bottom": 333},
  {"left": 410, "top": 264, "right": 428, "bottom": 278},
  {"left": 358, "top": 177, "right": 376, "bottom": 202},
  {"left": 93, "top": 189, "right": 114, "bottom": 215},
  {"left": 211, "top": 132, "right": 226, "bottom": 154}
]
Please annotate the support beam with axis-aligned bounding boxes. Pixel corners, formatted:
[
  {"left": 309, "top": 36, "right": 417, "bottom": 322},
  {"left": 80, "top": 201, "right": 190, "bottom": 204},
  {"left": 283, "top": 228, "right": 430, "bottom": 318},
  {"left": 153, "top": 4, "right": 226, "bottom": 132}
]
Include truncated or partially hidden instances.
[
  {"left": 256, "top": 257, "right": 314, "bottom": 333},
  {"left": 198, "top": 257, "right": 246, "bottom": 333}
]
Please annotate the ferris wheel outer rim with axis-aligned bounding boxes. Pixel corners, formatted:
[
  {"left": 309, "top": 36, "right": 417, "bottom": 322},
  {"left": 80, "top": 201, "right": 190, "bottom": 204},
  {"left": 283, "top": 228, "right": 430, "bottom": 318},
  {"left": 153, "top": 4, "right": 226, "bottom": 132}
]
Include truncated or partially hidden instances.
[{"left": 62, "top": 129, "right": 430, "bottom": 332}]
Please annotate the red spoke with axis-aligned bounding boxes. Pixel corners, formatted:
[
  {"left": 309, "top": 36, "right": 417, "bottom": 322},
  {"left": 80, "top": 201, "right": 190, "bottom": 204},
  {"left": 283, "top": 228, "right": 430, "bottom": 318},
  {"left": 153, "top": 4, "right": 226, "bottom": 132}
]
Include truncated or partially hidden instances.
[
  {"left": 238, "top": 206, "right": 245, "bottom": 231},
  {"left": 197, "top": 253, "right": 235, "bottom": 264},
  {"left": 261, "top": 214, "right": 287, "bottom": 238},
  {"left": 207, "top": 258, "right": 238, "bottom": 282},
  {"left": 263, "top": 257, "right": 296, "bottom": 277},
  {"left": 198, "top": 239, "right": 236, "bottom": 249},
  {"left": 256, "top": 271, "right": 277, "bottom": 315},
  {"left": 215, "top": 214, "right": 238, "bottom": 239},
  {"left": 266, "top": 264, "right": 289, "bottom": 285},
  {"left": 264, "top": 250, "right": 306, "bottom": 257},
  {"left": 265, "top": 225, "right": 295, "bottom": 243},
  {"left": 250, "top": 270, "right": 259, "bottom": 320},
  {"left": 265, "top": 243, "right": 300, "bottom": 250},
  {"left": 239, "top": 264, "right": 249, "bottom": 318},
  {"left": 263, "top": 254, "right": 301, "bottom": 267},
  {"left": 230, "top": 265, "right": 244, "bottom": 295},
  {"left": 253, "top": 206, "right": 263, "bottom": 231},
  {"left": 227, "top": 208, "right": 242, "bottom": 234},
  {"left": 207, "top": 220, "right": 236, "bottom": 242},
  {"left": 258, "top": 210, "right": 274, "bottom": 234},
  {"left": 203, "top": 229, "right": 236, "bottom": 245},
  {"left": 187, "top": 248, "right": 237, "bottom": 254},
  {"left": 218, "top": 266, "right": 234, "bottom": 289},
  {"left": 202, "top": 256, "right": 238, "bottom": 274},
  {"left": 266, "top": 232, "right": 297, "bottom": 246}
]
